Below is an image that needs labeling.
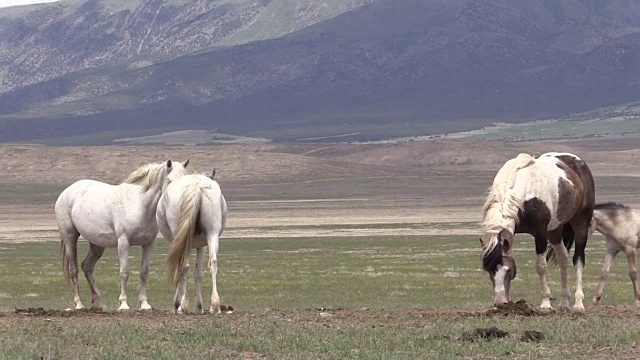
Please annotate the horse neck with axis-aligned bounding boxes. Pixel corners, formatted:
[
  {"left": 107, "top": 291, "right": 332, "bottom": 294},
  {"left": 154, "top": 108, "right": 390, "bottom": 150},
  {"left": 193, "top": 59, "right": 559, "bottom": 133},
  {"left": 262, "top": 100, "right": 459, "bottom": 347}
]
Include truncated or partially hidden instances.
[
  {"left": 500, "top": 219, "right": 516, "bottom": 235},
  {"left": 136, "top": 180, "right": 165, "bottom": 217}
]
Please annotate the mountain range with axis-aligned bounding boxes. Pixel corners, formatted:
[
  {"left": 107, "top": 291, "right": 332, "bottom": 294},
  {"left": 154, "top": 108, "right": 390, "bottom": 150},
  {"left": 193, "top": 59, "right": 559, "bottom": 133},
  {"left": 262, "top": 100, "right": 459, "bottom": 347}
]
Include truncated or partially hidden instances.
[{"left": 1, "top": 0, "right": 639, "bottom": 143}]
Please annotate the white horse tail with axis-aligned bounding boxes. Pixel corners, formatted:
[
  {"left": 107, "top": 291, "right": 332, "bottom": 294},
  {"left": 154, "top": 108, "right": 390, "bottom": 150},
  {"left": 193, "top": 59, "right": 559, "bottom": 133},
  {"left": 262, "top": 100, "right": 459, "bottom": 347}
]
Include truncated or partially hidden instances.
[
  {"left": 167, "top": 180, "right": 202, "bottom": 285},
  {"left": 60, "top": 238, "right": 71, "bottom": 284}
]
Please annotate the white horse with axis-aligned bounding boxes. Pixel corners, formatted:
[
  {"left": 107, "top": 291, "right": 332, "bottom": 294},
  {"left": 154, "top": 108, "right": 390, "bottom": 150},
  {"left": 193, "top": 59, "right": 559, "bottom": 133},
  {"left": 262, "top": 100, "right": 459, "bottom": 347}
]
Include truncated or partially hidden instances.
[
  {"left": 591, "top": 202, "right": 640, "bottom": 305},
  {"left": 156, "top": 169, "right": 227, "bottom": 314},
  {"left": 55, "top": 159, "right": 190, "bottom": 311}
]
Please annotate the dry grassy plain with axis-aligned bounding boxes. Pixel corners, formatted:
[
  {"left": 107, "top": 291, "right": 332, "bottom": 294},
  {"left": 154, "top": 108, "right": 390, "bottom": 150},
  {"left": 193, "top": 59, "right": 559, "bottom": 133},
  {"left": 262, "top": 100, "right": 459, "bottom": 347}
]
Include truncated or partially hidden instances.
[{"left": 1, "top": 139, "right": 639, "bottom": 243}]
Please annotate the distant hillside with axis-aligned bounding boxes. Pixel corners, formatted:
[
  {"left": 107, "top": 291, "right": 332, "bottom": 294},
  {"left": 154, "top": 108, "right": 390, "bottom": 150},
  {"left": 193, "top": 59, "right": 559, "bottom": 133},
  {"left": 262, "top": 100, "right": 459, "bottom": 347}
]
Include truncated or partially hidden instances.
[
  {"left": 0, "top": 0, "right": 369, "bottom": 93},
  {"left": 1, "top": 0, "right": 640, "bottom": 143}
]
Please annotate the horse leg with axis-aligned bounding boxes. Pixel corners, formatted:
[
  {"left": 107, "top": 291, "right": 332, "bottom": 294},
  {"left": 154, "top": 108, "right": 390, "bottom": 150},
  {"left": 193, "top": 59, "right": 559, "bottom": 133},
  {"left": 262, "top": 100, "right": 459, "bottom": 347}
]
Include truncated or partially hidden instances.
[
  {"left": 117, "top": 237, "right": 131, "bottom": 311},
  {"left": 593, "top": 243, "right": 620, "bottom": 305},
  {"left": 138, "top": 242, "right": 156, "bottom": 310},
  {"left": 194, "top": 247, "right": 206, "bottom": 314},
  {"left": 63, "top": 232, "right": 84, "bottom": 310},
  {"left": 173, "top": 263, "right": 190, "bottom": 314},
  {"left": 173, "top": 264, "right": 189, "bottom": 314},
  {"left": 81, "top": 243, "right": 105, "bottom": 310},
  {"left": 534, "top": 234, "right": 552, "bottom": 309},
  {"left": 623, "top": 246, "right": 640, "bottom": 305},
  {"left": 207, "top": 234, "right": 221, "bottom": 314},
  {"left": 180, "top": 263, "right": 190, "bottom": 313},
  {"left": 571, "top": 223, "right": 589, "bottom": 311},
  {"left": 549, "top": 228, "right": 571, "bottom": 309}
]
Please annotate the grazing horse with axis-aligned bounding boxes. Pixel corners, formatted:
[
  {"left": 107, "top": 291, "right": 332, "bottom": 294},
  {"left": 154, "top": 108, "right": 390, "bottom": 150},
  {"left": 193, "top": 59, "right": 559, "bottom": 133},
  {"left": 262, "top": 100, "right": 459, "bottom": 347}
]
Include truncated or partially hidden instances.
[
  {"left": 480, "top": 152, "right": 595, "bottom": 310},
  {"left": 55, "top": 160, "right": 190, "bottom": 311},
  {"left": 156, "top": 169, "right": 227, "bottom": 314},
  {"left": 590, "top": 202, "right": 640, "bottom": 305}
]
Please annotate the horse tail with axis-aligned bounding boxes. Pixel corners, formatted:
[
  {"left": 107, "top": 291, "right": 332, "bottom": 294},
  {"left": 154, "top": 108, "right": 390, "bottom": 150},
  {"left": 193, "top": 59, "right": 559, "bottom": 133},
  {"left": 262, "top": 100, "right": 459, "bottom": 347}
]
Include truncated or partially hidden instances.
[
  {"left": 545, "top": 224, "right": 575, "bottom": 265},
  {"left": 167, "top": 180, "right": 202, "bottom": 285},
  {"left": 60, "top": 238, "right": 71, "bottom": 284}
]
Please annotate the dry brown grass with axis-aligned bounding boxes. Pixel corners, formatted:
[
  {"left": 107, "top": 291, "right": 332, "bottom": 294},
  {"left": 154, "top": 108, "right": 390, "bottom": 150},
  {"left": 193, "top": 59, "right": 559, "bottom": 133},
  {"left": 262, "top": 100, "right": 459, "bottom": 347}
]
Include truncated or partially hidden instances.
[{"left": 1, "top": 139, "right": 639, "bottom": 243}]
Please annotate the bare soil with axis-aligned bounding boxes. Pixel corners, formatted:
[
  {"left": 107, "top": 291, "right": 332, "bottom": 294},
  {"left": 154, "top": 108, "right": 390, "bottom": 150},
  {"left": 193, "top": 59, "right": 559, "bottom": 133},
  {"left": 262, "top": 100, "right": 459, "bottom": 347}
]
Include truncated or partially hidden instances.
[{"left": 3, "top": 301, "right": 639, "bottom": 326}]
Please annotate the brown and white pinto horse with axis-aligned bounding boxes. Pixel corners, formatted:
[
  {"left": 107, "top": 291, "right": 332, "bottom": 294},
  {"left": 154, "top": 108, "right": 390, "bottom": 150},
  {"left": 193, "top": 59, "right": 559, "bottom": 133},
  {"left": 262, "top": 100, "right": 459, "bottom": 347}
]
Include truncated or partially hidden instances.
[{"left": 480, "top": 152, "right": 595, "bottom": 310}]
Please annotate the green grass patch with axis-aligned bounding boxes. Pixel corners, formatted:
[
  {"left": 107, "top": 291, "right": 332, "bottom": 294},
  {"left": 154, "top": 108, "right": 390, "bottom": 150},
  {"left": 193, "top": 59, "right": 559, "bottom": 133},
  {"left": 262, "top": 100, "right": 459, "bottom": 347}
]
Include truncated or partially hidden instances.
[{"left": 0, "top": 234, "right": 638, "bottom": 358}]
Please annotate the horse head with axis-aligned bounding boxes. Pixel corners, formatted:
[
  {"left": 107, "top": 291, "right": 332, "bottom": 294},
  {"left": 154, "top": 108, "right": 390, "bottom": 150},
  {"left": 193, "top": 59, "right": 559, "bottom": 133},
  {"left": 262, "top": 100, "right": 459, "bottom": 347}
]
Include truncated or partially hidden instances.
[
  {"left": 481, "top": 229, "right": 517, "bottom": 305},
  {"left": 163, "top": 159, "right": 190, "bottom": 190}
]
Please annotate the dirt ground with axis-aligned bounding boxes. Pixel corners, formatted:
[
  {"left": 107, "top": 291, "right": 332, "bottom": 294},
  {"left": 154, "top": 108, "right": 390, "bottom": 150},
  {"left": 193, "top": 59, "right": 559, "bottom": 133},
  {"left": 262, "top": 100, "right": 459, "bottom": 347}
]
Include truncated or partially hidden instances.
[
  {"left": 3, "top": 301, "right": 639, "bottom": 334},
  {"left": 2, "top": 304, "right": 639, "bottom": 359}
]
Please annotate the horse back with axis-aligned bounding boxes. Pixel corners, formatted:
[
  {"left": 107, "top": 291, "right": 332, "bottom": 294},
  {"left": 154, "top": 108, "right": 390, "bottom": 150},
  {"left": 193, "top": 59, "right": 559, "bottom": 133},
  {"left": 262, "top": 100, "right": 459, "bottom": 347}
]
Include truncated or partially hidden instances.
[
  {"left": 593, "top": 204, "right": 640, "bottom": 242},
  {"left": 55, "top": 179, "right": 110, "bottom": 210},
  {"left": 512, "top": 153, "right": 594, "bottom": 233},
  {"left": 162, "top": 175, "right": 226, "bottom": 238},
  {"left": 552, "top": 154, "right": 596, "bottom": 210}
]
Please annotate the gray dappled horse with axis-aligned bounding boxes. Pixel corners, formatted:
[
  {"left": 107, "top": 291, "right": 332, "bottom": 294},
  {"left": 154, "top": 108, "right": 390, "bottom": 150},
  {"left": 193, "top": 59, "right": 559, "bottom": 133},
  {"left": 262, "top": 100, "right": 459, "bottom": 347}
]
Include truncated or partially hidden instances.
[{"left": 590, "top": 203, "right": 640, "bottom": 305}]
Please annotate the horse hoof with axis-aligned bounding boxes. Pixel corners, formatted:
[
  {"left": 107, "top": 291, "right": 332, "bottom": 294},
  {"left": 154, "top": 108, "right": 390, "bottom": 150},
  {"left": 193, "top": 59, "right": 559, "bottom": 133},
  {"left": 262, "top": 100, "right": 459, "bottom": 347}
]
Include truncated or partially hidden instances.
[
  {"left": 75, "top": 304, "right": 85, "bottom": 310},
  {"left": 140, "top": 303, "right": 152, "bottom": 311},
  {"left": 538, "top": 306, "right": 552, "bottom": 313},
  {"left": 592, "top": 297, "right": 601, "bottom": 305},
  {"left": 118, "top": 304, "right": 130, "bottom": 311},
  {"left": 572, "top": 305, "right": 586, "bottom": 312},
  {"left": 210, "top": 306, "right": 221, "bottom": 314},
  {"left": 91, "top": 305, "right": 104, "bottom": 312}
]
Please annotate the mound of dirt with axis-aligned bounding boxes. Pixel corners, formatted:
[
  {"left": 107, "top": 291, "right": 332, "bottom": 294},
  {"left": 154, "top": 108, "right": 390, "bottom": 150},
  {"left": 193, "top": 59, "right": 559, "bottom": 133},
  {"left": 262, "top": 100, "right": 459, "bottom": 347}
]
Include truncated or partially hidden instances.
[
  {"left": 485, "top": 299, "right": 539, "bottom": 317},
  {"left": 220, "top": 305, "right": 235, "bottom": 312},
  {"left": 14, "top": 306, "right": 46, "bottom": 315},
  {"left": 520, "top": 330, "right": 545, "bottom": 342},
  {"left": 14, "top": 306, "right": 115, "bottom": 317},
  {"left": 461, "top": 327, "right": 509, "bottom": 342}
]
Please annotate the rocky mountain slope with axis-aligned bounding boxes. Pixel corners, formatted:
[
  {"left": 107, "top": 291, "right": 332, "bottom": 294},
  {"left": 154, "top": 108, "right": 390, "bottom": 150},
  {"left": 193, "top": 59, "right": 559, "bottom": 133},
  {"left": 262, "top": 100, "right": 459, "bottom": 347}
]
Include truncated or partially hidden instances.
[
  {"left": 0, "top": 0, "right": 369, "bottom": 93},
  {"left": 1, "top": 0, "right": 639, "bottom": 142}
]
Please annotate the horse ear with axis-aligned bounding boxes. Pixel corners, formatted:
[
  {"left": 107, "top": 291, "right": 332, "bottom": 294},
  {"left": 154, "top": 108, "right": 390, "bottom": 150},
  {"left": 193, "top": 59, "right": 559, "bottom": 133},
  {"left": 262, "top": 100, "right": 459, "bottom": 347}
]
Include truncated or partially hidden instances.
[
  {"left": 182, "top": 159, "right": 190, "bottom": 168},
  {"left": 478, "top": 238, "right": 485, "bottom": 247},
  {"left": 211, "top": 168, "right": 216, "bottom": 179},
  {"left": 166, "top": 159, "right": 173, "bottom": 169}
]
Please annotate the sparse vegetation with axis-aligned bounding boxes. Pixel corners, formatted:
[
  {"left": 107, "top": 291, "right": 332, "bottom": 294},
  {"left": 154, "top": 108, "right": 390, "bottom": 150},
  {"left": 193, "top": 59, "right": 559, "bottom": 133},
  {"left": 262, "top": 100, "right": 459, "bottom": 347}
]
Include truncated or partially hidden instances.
[{"left": 0, "top": 234, "right": 639, "bottom": 359}]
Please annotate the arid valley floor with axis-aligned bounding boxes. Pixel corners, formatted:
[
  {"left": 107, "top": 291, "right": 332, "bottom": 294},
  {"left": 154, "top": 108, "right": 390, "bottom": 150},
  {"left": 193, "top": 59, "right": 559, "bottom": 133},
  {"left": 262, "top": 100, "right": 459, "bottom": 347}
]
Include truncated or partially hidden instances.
[{"left": 1, "top": 138, "right": 640, "bottom": 359}]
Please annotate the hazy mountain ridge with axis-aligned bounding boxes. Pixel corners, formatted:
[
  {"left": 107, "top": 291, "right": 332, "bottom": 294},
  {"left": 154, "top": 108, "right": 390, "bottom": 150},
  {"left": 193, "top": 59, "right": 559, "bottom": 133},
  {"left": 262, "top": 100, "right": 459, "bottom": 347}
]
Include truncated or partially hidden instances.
[{"left": 1, "top": 0, "right": 640, "bottom": 142}]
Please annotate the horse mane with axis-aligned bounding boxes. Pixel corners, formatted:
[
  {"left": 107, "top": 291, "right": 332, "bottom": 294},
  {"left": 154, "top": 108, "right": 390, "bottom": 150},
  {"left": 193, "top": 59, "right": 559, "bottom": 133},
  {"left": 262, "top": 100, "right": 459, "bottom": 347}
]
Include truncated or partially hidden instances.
[
  {"left": 481, "top": 153, "right": 535, "bottom": 256},
  {"left": 594, "top": 202, "right": 628, "bottom": 210},
  {"left": 482, "top": 239, "right": 503, "bottom": 273},
  {"left": 122, "top": 162, "right": 167, "bottom": 191}
]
